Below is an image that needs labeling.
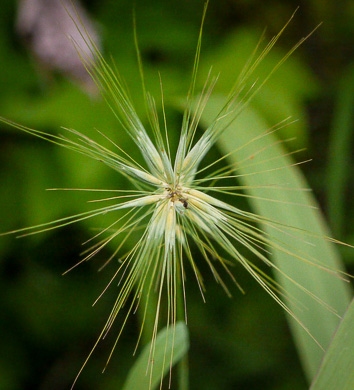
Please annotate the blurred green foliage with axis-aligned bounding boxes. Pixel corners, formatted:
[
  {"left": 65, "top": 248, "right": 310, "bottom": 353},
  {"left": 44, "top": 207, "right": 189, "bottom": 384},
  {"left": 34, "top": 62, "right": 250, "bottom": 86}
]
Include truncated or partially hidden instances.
[{"left": 0, "top": 0, "right": 353, "bottom": 389}]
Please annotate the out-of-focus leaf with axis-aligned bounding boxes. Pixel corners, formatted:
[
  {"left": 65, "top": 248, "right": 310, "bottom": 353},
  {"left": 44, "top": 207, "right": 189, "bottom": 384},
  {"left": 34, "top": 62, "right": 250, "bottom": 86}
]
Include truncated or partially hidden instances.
[
  {"left": 122, "top": 322, "right": 189, "bottom": 390},
  {"left": 310, "top": 298, "right": 354, "bottom": 390},
  {"left": 199, "top": 96, "right": 352, "bottom": 381},
  {"left": 0, "top": 143, "right": 64, "bottom": 230},
  {"left": 327, "top": 64, "right": 354, "bottom": 237},
  {"left": 198, "top": 29, "right": 319, "bottom": 146}
]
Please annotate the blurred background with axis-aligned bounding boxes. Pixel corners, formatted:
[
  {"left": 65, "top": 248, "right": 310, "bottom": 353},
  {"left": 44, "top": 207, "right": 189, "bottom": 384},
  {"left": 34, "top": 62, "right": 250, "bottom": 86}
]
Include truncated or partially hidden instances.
[{"left": 0, "top": 0, "right": 353, "bottom": 389}]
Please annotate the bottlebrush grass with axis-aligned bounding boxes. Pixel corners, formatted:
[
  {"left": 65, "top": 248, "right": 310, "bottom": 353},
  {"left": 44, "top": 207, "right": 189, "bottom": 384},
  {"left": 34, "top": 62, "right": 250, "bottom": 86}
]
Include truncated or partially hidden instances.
[{"left": 0, "top": 2, "right": 352, "bottom": 389}]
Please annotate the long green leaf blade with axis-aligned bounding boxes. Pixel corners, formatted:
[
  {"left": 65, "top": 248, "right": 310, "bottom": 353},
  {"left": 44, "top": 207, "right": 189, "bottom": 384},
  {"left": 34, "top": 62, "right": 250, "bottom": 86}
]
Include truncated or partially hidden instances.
[
  {"left": 310, "top": 298, "right": 354, "bottom": 390},
  {"left": 200, "top": 96, "right": 352, "bottom": 381},
  {"left": 122, "top": 322, "right": 189, "bottom": 390}
]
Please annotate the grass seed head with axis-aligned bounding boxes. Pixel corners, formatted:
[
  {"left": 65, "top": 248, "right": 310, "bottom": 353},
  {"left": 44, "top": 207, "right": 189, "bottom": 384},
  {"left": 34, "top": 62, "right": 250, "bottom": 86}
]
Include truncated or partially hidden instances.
[{"left": 0, "top": 2, "right": 352, "bottom": 389}]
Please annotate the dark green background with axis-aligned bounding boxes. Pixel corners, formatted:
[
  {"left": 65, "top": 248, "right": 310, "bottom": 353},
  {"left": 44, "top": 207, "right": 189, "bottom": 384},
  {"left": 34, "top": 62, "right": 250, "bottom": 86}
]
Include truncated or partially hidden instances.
[{"left": 0, "top": 0, "right": 353, "bottom": 389}]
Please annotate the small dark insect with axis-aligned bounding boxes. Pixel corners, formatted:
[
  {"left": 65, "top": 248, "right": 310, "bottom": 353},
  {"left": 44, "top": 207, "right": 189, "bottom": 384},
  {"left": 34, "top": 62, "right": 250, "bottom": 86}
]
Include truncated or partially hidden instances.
[{"left": 180, "top": 198, "right": 188, "bottom": 209}]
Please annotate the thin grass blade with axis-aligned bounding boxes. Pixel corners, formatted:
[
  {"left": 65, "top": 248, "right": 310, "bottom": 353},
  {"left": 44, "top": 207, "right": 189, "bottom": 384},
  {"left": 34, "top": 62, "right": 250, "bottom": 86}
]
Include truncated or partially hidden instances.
[
  {"left": 199, "top": 95, "right": 352, "bottom": 381},
  {"left": 310, "top": 298, "right": 354, "bottom": 390},
  {"left": 122, "top": 322, "right": 189, "bottom": 390}
]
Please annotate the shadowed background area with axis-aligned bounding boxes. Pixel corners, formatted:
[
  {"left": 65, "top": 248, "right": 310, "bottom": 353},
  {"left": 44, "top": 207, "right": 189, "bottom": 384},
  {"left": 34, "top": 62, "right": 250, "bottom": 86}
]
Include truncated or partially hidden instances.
[{"left": 0, "top": 0, "right": 353, "bottom": 389}]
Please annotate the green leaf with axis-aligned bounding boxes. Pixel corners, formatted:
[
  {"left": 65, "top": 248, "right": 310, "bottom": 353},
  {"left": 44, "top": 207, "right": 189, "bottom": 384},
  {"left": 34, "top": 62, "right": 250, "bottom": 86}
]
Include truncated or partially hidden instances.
[
  {"left": 200, "top": 96, "right": 352, "bottom": 381},
  {"left": 310, "top": 298, "right": 354, "bottom": 390},
  {"left": 122, "top": 322, "right": 189, "bottom": 390},
  {"left": 327, "top": 64, "right": 354, "bottom": 237}
]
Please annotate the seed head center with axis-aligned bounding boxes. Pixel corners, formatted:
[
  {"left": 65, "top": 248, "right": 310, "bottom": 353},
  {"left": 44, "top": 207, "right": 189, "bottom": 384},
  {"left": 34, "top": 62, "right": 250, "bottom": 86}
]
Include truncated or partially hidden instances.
[{"left": 166, "top": 187, "right": 189, "bottom": 209}]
